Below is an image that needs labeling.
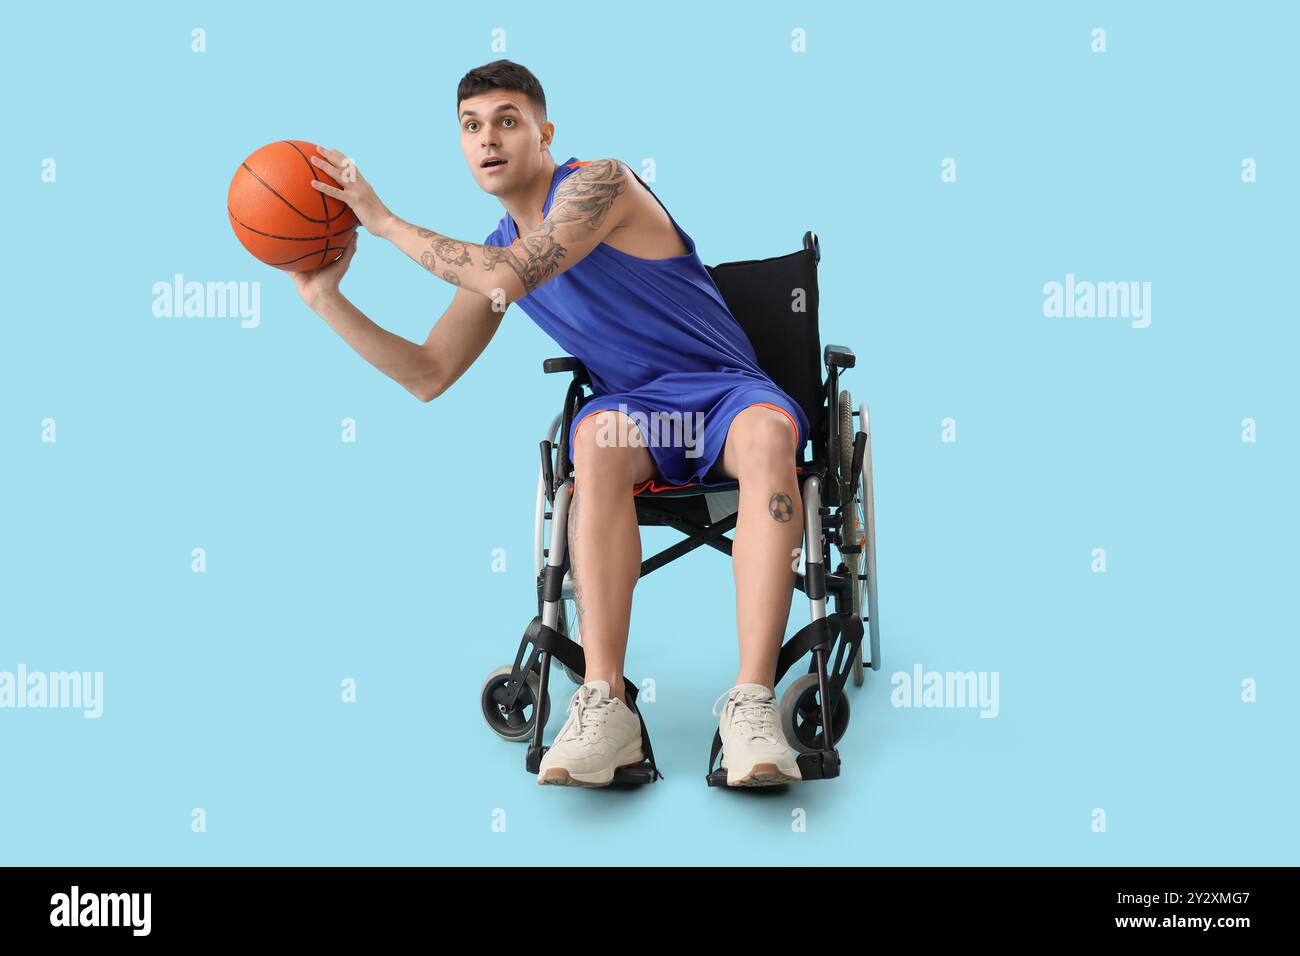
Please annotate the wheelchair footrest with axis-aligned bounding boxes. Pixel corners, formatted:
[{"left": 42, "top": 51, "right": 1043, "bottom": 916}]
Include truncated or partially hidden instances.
[
  {"left": 797, "top": 749, "right": 840, "bottom": 780},
  {"left": 526, "top": 746, "right": 661, "bottom": 785},
  {"left": 611, "top": 761, "right": 659, "bottom": 785},
  {"left": 706, "top": 749, "right": 840, "bottom": 787}
]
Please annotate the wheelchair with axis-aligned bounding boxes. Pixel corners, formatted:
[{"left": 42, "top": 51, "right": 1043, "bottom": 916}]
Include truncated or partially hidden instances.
[{"left": 479, "top": 231, "right": 880, "bottom": 786}]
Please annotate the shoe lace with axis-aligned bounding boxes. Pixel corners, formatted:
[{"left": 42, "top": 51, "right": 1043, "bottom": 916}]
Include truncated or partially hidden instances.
[
  {"left": 712, "top": 689, "right": 780, "bottom": 745},
  {"left": 567, "top": 685, "right": 614, "bottom": 744}
]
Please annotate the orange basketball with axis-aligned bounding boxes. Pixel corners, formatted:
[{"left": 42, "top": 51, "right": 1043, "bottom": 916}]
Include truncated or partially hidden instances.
[{"left": 227, "top": 140, "right": 358, "bottom": 272}]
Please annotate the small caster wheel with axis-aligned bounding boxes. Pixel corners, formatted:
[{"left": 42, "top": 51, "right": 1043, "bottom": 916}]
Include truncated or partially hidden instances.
[
  {"left": 481, "top": 665, "right": 550, "bottom": 742},
  {"left": 779, "top": 673, "right": 850, "bottom": 755}
]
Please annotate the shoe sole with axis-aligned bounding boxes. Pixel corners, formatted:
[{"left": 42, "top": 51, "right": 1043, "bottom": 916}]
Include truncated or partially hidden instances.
[
  {"left": 724, "top": 761, "right": 801, "bottom": 787},
  {"left": 537, "top": 745, "right": 645, "bottom": 787}
]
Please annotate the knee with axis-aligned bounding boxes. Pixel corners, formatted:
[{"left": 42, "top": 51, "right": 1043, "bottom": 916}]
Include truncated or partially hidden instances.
[
  {"left": 728, "top": 406, "right": 797, "bottom": 475},
  {"left": 573, "top": 411, "right": 645, "bottom": 482}
]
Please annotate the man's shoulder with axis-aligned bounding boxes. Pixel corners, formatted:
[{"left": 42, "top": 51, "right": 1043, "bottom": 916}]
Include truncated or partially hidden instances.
[
  {"left": 556, "top": 157, "right": 635, "bottom": 189},
  {"left": 554, "top": 158, "right": 645, "bottom": 230}
]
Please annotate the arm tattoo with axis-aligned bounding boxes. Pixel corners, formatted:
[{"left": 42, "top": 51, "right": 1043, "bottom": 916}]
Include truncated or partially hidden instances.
[
  {"left": 500, "top": 219, "right": 567, "bottom": 294},
  {"left": 546, "top": 158, "right": 627, "bottom": 231},
  {"left": 434, "top": 238, "right": 472, "bottom": 267},
  {"left": 483, "top": 158, "right": 629, "bottom": 295},
  {"left": 409, "top": 159, "right": 628, "bottom": 296},
  {"left": 413, "top": 230, "right": 472, "bottom": 284},
  {"left": 419, "top": 250, "right": 462, "bottom": 285}
]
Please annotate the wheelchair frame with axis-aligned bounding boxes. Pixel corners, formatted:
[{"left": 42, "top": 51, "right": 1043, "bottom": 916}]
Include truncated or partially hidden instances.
[{"left": 479, "top": 231, "right": 880, "bottom": 787}]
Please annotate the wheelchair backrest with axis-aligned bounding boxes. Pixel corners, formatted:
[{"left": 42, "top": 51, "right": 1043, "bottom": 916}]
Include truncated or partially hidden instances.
[{"left": 706, "top": 242, "right": 826, "bottom": 460}]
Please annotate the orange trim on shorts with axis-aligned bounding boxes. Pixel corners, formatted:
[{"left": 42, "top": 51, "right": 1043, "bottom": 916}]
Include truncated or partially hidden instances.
[
  {"left": 632, "top": 476, "right": 700, "bottom": 494},
  {"left": 750, "top": 402, "right": 802, "bottom": 451}
]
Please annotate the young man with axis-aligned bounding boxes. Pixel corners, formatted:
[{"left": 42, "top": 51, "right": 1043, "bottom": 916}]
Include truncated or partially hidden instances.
[{"left": 293, "top": 60, "right": 809, "bottom": 787}]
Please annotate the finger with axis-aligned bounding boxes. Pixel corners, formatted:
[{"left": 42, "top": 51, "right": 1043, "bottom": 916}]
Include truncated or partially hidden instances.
[
  {"left": 322, "top": 148, "right": 362, "bottom": 182},
  {"left": 317, "top": 145, "right": 349, "bottom": 166},
  {"left": 310, "top": 179, "right": 346, "bottom": 200},
  {"left": 310, "top": 154, "right": 343, "bottom": 180},
  {"left": 336, "top": 233, "right": 359, "bottom": 263}
]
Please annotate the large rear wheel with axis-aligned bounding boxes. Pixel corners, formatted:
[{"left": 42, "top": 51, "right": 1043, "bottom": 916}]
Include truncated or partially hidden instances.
[{"left": 838, "top": 388, "right": 866, "bottom": 687}]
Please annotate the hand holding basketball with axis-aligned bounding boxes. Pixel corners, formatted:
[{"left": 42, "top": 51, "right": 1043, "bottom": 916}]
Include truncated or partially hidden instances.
[
  {"left": 291, "top": 232, "right": 359, "bottom": 309},
  {"left": 309, "top": 146, "right": 394, "bottom": 235}
]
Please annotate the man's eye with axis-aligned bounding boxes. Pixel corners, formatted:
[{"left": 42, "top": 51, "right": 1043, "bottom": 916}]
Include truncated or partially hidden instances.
[{"left": 502, "top": 117, "right": 515, "bottom": 127}]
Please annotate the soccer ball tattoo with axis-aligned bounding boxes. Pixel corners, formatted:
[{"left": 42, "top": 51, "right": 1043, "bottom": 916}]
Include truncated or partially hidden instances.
[{"left": 768, "top": 492, "right": 794, "bottom": 523}]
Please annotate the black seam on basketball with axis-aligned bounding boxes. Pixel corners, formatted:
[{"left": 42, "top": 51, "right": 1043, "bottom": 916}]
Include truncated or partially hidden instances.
[
  {"left": 268, "top": 244, "right": 351, "bottom": 267},
  {"left": 228, "top": 207, "right": 356, "bottom": 241},
  {"left": 240, "top": 161, "right": 331, "bottom": 224},
  {"left": 282, "top": 141, "right": 332, "bottom": 268}
]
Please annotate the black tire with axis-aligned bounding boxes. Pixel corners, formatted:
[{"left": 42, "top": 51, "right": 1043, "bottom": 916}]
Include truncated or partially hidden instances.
[
  {"left": 480, "top": 665, "right": 550, "bottom": 742},
  {"left": 779, "top": 673, "right": 851, "bottom": 754}
]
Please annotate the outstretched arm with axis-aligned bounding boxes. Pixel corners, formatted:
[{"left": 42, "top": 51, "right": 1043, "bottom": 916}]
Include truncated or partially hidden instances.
[
  {"left": 308, "top": 148, "right": 632, "bottom": 305},
  {"left": 290, "top": 233, "right": 505, "bottom": 403}
]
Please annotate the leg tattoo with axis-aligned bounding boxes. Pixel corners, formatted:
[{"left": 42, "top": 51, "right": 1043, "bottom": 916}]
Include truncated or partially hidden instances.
[{"left": 768, "top": 491, "right": 794, "bottom": 523}]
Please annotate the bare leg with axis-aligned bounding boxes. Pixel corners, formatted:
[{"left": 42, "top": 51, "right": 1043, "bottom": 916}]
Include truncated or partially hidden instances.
[
  {"left": 569, "top": 410, "right": 656, "bottom": 705},
  {"left": 716, "top": 406, "right": 803, "bottom": 691}
]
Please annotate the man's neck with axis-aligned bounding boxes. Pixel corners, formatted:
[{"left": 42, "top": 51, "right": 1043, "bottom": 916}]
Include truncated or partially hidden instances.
[{"left": 503, "top": 154, "right": 559, "bottom": 235}]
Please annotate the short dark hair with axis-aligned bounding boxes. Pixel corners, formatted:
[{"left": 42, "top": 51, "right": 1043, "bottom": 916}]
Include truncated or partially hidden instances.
[{"left": 456, "top": 59, "right": 547, "bottom": 126}]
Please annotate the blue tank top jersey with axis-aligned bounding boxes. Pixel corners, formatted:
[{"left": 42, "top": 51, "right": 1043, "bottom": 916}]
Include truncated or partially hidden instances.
[{"left": 484, "top": 156, "right": 810, "bottom": 490}]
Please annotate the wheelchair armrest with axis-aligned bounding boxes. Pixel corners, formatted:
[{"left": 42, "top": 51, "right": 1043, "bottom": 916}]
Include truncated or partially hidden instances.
[
  {"left": 824, "top": 344, "right": 856, "bottom": 370},
  {"left": 543, "top": 355, "right": 591, "bottom": 385}
]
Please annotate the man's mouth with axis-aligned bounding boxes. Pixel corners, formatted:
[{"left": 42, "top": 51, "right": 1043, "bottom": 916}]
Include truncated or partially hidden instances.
[{"left": 481, "top": 157, "right": 508, "bottom": 170}]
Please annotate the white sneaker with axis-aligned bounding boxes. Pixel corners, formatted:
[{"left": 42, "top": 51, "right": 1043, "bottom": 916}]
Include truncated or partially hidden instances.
[
  {"left": 713, "top": 683, "right": 802, "bottom": 787},
  {"left": 537, "top": 680, "right": 645, "bottom": 786}
]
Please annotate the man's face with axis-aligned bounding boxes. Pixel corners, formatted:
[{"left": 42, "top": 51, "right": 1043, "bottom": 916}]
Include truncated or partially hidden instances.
[{"left": 458, "top": 92, "right": 552, "bottom": 195}]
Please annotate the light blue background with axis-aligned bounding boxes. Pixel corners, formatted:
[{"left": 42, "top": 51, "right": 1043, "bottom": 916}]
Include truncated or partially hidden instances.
[{"left": 2, "top": 1, "right": 1295, "bottom": 865}]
